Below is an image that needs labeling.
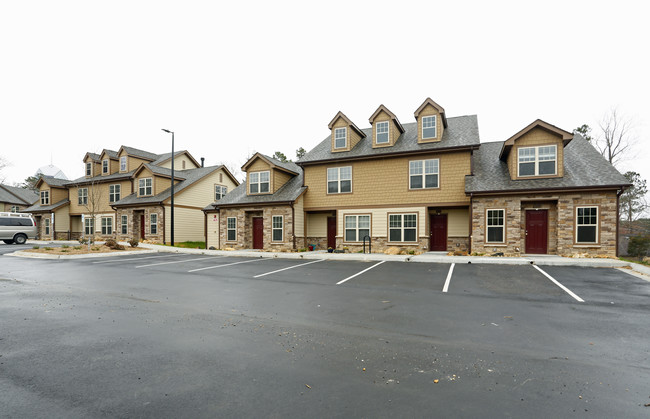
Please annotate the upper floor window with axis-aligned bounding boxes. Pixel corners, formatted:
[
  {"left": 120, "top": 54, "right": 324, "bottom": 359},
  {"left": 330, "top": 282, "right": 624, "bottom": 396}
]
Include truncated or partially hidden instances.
[
  {"left": 518, "top": 145, "right": 557, "bottom": 177},
  {"left": 138, "top": 178, "right": 152, "bottom": 196},
  {"left": 102, "top": 159, "right": 109, "bottom": 174},
  {"left": 486, "top": 209, "right": 505, "bottom": 243},
  {"left": 215, "top": 185, "right": 227, "bottom": 200},
  {"left": 327, "top": 166, "right": 352, "bottom": 194},
  {"left": 345, "top": 214, "right": 370, "bottom": 242},
  {"left": 376, "top": 121, "right": 389, "bottom": 144},
  {"left": 78, "top": 188, "right": 88, "bottom": 205},
  {"left": 40, "top": 190, "right": 49, "bottom": 205},
  {"left": 249, "top": 171, "right": 270, "bottom": 194},
  {"left": 389, "top": 213, "right": 417, "bottom": 242},
  {"left": 272, "top": 215, "right": 283, "bottom": 241},
  {"left": 576, "top": 206, "right": 598, "bottom": 244},
  {"left": 120, "top": 156, "right": 127, "bottom": 171},
  {"left": 109, "top": 184, "right": 121, "bottom": 203},
  {"left": 10, "top": 205, "right": 19, "bottom": 213},
  {"left": 409, "top": 159, "right": 439, "bottom": 189},
  {"left": 334, "top": 127, "right": 347, "bottom": 149},
  {"left": 86, "top": 162, "right": 92, "bottom": 176},
  {"left": 422, "top": 115, "right": 437, "bottom": 139}
]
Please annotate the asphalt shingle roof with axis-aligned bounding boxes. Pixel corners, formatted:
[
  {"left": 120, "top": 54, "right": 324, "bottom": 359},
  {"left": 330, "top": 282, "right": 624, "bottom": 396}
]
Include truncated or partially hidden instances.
[
  {"left": 23, "top": 199, "right": 70, "bottom": 213},
  {"left": 259, "top": 153, "right": 302, "bottom": 174},
  {"left": 68, "top": 171, "right": 136, "bottom": 185},
  {"left": 39, "top": 176, "right": 71, "bottom": 187},
  {"left": 465, "top": 134, "right": 630, "bottom": 193},
  {"left": 298, "top": 115, "right": 480, "bottom": 164},
  {"left": 121, "top": 146, "right": 160, "bottom": 161},
  {"left": 150, "top": 151, "right": 189, "bottom": 166},
  {"left": 0, "top": 184, "right": 39, "bottom": 205}
]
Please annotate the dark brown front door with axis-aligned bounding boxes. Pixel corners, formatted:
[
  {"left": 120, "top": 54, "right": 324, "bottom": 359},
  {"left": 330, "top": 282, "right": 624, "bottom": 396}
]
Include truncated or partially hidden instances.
[
  {"left": 429, "top": 214, "right": 447, "bottom": 251},
  {"left": 526, "top": 210, "right": 548, "bottom": 254},
  {"left": 140, "top": 214, "right": 145, "bottom": 239},
  {"left": 253, "top": 217, "right": 264, "bottom": 249},
  {"left": 327, "top": 217, "right": 336, "bottom": 249}
]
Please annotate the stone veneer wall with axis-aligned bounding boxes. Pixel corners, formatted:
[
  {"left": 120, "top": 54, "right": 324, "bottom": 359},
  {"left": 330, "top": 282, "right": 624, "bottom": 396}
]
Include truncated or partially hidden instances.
[
  {"left": 115, "top": 206, "right": 164, "bottom": 243},
  {"left": 471, "top": 191, "right": 618, "bottom": 257},
  {"left": 219, "top": 205, "right": 295, "bottom": 251}
]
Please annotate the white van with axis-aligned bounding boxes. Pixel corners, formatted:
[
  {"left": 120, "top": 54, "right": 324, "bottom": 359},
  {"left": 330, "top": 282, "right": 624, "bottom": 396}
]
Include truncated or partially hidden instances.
[{"left": 0, "top": 212, "right": 37, "bottom": 244}]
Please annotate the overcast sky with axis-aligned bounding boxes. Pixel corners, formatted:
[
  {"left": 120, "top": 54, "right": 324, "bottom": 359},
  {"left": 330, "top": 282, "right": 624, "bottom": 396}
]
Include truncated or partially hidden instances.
[{"left": 1, "top": 1, "right": 647, "bottom": 190}]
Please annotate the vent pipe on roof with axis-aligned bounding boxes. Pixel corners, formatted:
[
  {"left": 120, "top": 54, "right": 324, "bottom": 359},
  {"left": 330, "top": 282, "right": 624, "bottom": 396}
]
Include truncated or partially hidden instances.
[{"left": 201, "top": 157, "right": 205, "bottom": 167}]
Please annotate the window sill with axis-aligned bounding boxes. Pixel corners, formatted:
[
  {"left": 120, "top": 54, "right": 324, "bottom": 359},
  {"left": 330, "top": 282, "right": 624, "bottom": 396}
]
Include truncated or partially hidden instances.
[
  {"left": 485, "top": 244, "right": 507, "bottom": 247},
  {"left": 387, "top": 242, "right": 420, "bottom": 246},
  {"left": 574, "top": 244, "right": 601, "bottom": 248}
]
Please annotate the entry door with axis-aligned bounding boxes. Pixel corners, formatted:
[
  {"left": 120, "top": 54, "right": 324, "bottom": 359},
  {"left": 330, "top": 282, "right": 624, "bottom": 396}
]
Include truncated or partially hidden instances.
[
  {"left": 525, "top": 210, "right": 548, "bottom": 254},
  {"left": 253, "top": 217, "right": 264, "bottom": 249},
  {"left": 429, "top": 214, "right": 447, "bottom": 251},
  {"left": 140, "top": 214, "right": 145, "bottom": 239},
  {"left": 327, "top": 217, "right": 336, "bottom": 249}
]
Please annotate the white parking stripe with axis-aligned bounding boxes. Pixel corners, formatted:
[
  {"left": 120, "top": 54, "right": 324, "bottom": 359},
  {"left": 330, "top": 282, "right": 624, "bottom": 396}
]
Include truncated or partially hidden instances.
[
  {"left": 442, "top": 263, "right": 455, "bottom": 293},
  {"left": 533, "top": 265, "right": 585, "bottom": 303},
  {"left": 92, "top": 254, "right": 181, "bottom": 264},
  {"left": 136, "top": 256, "right": 226, "bottom": 268},
  {"left": 253, "top": 259, "right": 325, "bottom": 278},
  {"left": 336, "top": 261, "right": 386, "bottom": 285},
  {"left": 187, "top": 258, "right": 268, "bottom": 272}
]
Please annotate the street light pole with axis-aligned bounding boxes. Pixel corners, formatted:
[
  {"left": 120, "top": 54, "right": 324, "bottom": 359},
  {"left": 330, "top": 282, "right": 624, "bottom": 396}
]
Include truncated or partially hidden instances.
[{"left": 162, "top": 129, "right": 174, "bottom": 246}]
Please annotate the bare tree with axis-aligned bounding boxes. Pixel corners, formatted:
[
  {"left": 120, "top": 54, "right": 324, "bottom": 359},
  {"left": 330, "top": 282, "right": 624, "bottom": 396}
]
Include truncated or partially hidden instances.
[
  {"left": 595, "top": 108, "right": 637, "bottom": 165},
  {"left": 78, "top": 180, "right": 104, "bottom": 249},
  {"left": 620, "top": 171, "right": 648, "bottom": 222},
  {"left": 0, "top": 156, "right": 9, "bottom": 182}
]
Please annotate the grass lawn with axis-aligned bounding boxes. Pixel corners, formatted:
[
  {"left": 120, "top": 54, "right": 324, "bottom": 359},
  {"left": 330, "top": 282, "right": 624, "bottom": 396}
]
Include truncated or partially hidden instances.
[
  {"left": 619, "top": 256, "right": 650, "bottom": 266},
  {"left": 168, "top": 241, "right": 206, "bottom": 249}
]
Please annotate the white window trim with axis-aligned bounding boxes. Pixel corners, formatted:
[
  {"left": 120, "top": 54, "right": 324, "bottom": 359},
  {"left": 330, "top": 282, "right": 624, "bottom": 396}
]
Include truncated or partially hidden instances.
[
  {"left": 121, "top": 215, "right": 128, "bottom": 234},
  {"left": 10, "top": 205, "right": 19, "bottom": 212},
  {"left": 226, "top": 217, "right": 237, "bottom": 242},
  {"left": 120, "top": 156, "right": 127, "bottom": 172},
  {"left": 84, "top": 217, "right": 94, "bottom": 235},
  {"left": 44, "top": 218, "right": 51, "bottom": 235},
  {"left": 575, "top": 206, "right": 599, "bottom": 244},
  {"left": 327, "top": 166, "right": 352, "bottom": 194},
  {"left": 375, "top": 121, "right": 390, "bottom": 144},
  {"left": 271, "top": 215, "right": 284, "bottom": 242},
  {"left": 101, "top": 216, "right": 113, "bottom": 235},
  {"left": 138, "top": 178, "right": 153, "bottom": 196},
  {"left": 215, "top": 184, "right": 227, "bottom": 201},
  {"left": 109, "top": 184, "right": 121, "bottom": 203},
  {"left": 517, "top": 145, "right": 557, "bottom": 177},
  {"left": 409, "top": 159, "right": 440, "bottom": 190},
  {"left": 344, "top": 214, "right": 371, "bottom": 243},
  {"left": 334, "top": 127, "right": 347, "bottom": 149},
  {"left": 150, "top": 213, "right": 158, "bottom": 235},
  {"left": 78, "top": 188, "right": 88, "bottom": 205},
  {"left": 388, "top": 213, "right": 418, "bottom": 243},
  {"left": 485, "top": 208, "right": 506, "bottom": 244},
  {"left": 422, "top": 115, "right": 437, "bottom": 140},
  {"left": 102, "top": 159, "right": 109, "bottom": 174},
  {"left": 40, "top": 190, "right": 50, "bottom": 205},
  {"left": 86, "top": 162, "right": 92, "bottom": 176},
  {"left": 249, "top": 171, "right": 270, "bottom": 194}
]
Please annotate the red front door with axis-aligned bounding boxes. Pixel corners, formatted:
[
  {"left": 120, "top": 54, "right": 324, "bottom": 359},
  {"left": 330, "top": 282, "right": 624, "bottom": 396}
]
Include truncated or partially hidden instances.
[
  {"left": 429, "top": 214, "right": 447, "bottom": 251},
  {"left": 253, "top": 217, "right": 264, "bottom": 249},
  {"left": 327, "top": 217, "right": 336, "bottom": 249},
  {"left": 525, "top": 210, "right": 548, "bottom": 254}
]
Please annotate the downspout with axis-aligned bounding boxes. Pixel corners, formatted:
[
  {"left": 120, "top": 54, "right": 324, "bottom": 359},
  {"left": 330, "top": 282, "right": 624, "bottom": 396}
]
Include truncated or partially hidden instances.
[
  {"left": 204, "top": 211, "right": 208, "bottom": 250},
  {"left": 468, "top": 193, "right": 473, "bottom": 254},
  {"left": 616, "top": 187, "right": 624, "bottom": 257},
  {"left": 291, "top": 202, "right": 296, "bottom": 250},
  {"left": 162, "top": 205, "right": 166, "bottom": 245}
]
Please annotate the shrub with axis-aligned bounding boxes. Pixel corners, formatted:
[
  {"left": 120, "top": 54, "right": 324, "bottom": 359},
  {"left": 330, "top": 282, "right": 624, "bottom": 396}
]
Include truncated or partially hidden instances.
[
  {"left": 92, "top": 246, "right": 100, "bottom": 251},
  {"left": 128, "top": 238, "right": 139, "bottom": 248},
  {"left": 627, "top": 235, "right": 650, "bottom": 260},
  {"left": 79, "top": 237, "right": 93, "bottom": 245},
  {"left": 32, "top": 245, "right": 40, "bottom": 249},
  {"left": 104, "top": 238, "right": 118, "bottom": 249},
  {"left": 61, "top": 245, "right": 69, "bottom": 249},
  {"left": 44, "top": 247, "right": 53, "bottom": 251},
  {"left": 60, "top": 249, "right": 68, "bottom": 253},
  {"left": 73, "top": 246, "right": 82, "bottom": 250}
]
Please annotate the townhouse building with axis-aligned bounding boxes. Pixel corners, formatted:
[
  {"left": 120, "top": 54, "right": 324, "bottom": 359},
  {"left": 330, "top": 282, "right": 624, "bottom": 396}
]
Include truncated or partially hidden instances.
[{"left": 0, "top": 184, "right": 38, "bottom": 213}]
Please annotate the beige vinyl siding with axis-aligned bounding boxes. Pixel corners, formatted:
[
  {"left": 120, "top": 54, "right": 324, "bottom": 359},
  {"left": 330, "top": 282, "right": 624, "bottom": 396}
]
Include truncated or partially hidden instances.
[
  {"left": 306, "top": 213, "right": 328, "bottom": 237},
  {"left": 69, "top": 180, "right": 131, "bottom": 215},
  {"left": 273, "top": 169, "right": 293, "bottom": 193},
  {"left": 54, "top": 205, "right": 70, "bottom": 232},
  {"left": 440, "top": 208, "right": 470, "bottom": 237},
  {"left": 294, "top": 195, "right": 304, "bottom": 238},
  {"left": 507, "top": 127, "right": 564, "bottom": 179},
  {"left": 337, "top": 207, "right": 427, "bottom": 238},
  {"left": 172, "top": 169, "right": 237, "bottom": 207},
  {"left": 126, "top": 156, "right": 152, "bottom": 171},
  {"left": 0, "top": 203, "right": 4, "bottom": 211},
  {"left": 158, "top": 153, "right": 199, "bottom": 170},
  {"left": 206, "top": 212, "right": 219, "bottom": 248},
  {"left": 50, "top": 187, "right": 68, "bottom": 204},
  {"left": 164, "top": 205, "right": 204, "bottom": 243},
  {"left": 71, "top": 215, "right": 82, "bottom": 233}
]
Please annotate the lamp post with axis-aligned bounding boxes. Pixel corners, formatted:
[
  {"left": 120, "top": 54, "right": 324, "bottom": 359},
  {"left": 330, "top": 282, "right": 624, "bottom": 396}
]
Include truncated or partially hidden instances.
[{"left": 161, "top": 129, "right": 174, "bottom": 246}]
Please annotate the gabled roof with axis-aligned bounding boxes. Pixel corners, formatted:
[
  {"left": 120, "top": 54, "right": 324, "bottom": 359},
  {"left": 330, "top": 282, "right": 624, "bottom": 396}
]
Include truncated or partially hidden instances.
[
  {"left": 368, "top": 104, "right": 405, "bottom": 134},
  {"left": 499, "top": 119, "right": 574, "bottom": 161},
  {"left": 150, "top": 150, "right": 200, "bottom": 168},
  {"left": 35, "top": 176, "right": 71, "bottom": 189},
  {"left": 298, "top": 115, "right": 480, "bottom": 165},
  {"left": 327, "top": 111, "right": 367, "bottom": 139},
  {"left": 0, "top": 184, "right": 39, "bottom": 205},
  {"left": 22, "top": 198, "right": 70, "bottom": 213},
  {"left": 83, "top": 152, "right": 101, "bottom": 162},
  {"left": 117, "top": 146, "right": 160, "bottom": 161},
  {"left": 414, "top": 97, "right": 448, "bottom": 128},
  {"left": 99, "top": 149, "right": 119, "bottom": 160},
  {"left": 68, "top": 170, "right": 135, "bottom": 185},
  {"left": 465, "top": 134, "right": 630, "bottom": 194},
  {"left": 241, "top": 152, "right": 301, "bottom": 175},
  {"left": 132, "top": 163, "right": 187, "bottom": 180}
]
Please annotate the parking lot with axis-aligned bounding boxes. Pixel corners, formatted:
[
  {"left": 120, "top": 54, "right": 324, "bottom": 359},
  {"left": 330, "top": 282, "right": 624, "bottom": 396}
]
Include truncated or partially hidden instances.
[{"left": 1, "top": 252, "right": 649, "bottom": 418}]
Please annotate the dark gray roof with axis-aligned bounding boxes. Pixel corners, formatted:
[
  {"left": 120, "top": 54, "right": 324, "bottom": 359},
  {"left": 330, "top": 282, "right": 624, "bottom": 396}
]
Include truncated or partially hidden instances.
[
  {"left": 204, "top": 170, "right": 306, "bottom": 210},
  {"left": 150, "top": 151, "right": 187, "bottom": 166},
  {"left": 23, "top": 198, "right": 70, "bottom": 213},
  {"left": 298, "top": 115, "right": 480, "bottom": 164},
  {"left": 0, "top": 184, "right": 39, "bottom": 205},
  {"left": 39, "top": 176, "right": 71, "bottom": 187},
  {"left": 259, "top": 153, "right": 302, "bottom": 174},
  {"left": 113, "top": 165, "right": 222, "bottom": 206},
  {"left": 103, "top": 149, "right": 119, "bottom": 159},
  {"left": 86, "top": 152, "right": 101, "bottom": 161},
  {"left": 465, "top": 134, "right": 631, "bottom": 194},
  {"left": 121, "top": 146, "right": 160, "bottom": 161},
  {"left": 68, "top": 170, "right": 136, "bottom": 185}
]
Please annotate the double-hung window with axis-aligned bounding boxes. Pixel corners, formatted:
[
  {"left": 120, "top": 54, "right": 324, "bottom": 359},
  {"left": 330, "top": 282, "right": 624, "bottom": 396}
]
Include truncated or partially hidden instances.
[
  {"left": 85, "top": 162, "right": 92, "bottom": 176},
  {"left": 139, "top": 178, "right": 152, "bottom": 196},
  {"left": 518, "top": 145, "right": 557, "bottom": 176},
  {"left": 78, "top": 188, "right": 88, "bottom": 205},
  {"left": 422, "top": 115, "right": 437, "bottom": 139},
  {"left": 576, "top": 207, "right": 598, "bottom": 243},
  {"left": 215, "top": 185, "right": 227, "bottom": 200},
  {"left": 376, "top": 121, "right": 389, "bottom": 144},
  {"left": 249, "top": 171, "right": 270, "bottom": 194},
  {"left": 40, "top": 191, "right": 49, "bottom": 205},
  {"left": 10, "top": 206, "right": 19, "bottom": 213},
  {"left": 102, "top": 159, "right": 109, "bottom": 174},
  {"left": 121, "top": 215, "right": 128, "bottom": 234},
  {"left": 409, "top": 159, "right": 439, "bottom": 189},
  {"left": 344, "top": 215, "right": 370, "bottom": 242},
  {"left": 389, "top": 214, "right": 417, "bottom": 242},
  {"left": 227, "top": 217, "right": 237, "bottom": 241},
  {"left": 101, "top": 217, "right": 113, "bottom": 235},
  {"left": 84, "top": 217, "right": 94, "bottom": 235},
  {"left": 327, "top": 166, "right": 352, "bottom": 194},
  {"left": 334, "top": 127, "right": 347, "bottom": 149},
  {"left": 272, "top": 215, "right": 283, "bottom": 241},
  {"left": 120, "top": 156, "right": 127, "bottom": 171},
  {"left": 44, "top": 218, "right": 51, "bottom": 235},
  {"left": 150, "top": 214, "right": 158, "bottom": 234},
  {"left": 486, "top": 209, "right": 505, "bottom": 243},
  {"left": 109, "top": 184, "right": 121, "bottom": 203}
]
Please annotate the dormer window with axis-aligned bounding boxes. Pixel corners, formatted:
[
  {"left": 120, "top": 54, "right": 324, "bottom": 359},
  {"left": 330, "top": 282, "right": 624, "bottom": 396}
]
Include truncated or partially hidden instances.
[
  {"left": 40, "top": 190, "right": 49, "bottom": 205},
  {"left": 422, "top": 115, "right": 437, "bottom": 139},
  {"left": 518, "top": 145, "right": 557, "bottom": 177},
  {"left": 102, "top": 159, "right": 109, "bottom": 174},
  {"left": 334, "top": 128, "right": 347, "bottom": 149},
  {"left": 249, "top": 171, "right": 270, "bottom": 194},
  {"left": 138, "top": 178, "right": 152, "bottom": 196},
  {"left": 376, "top": 121, "right": 389, "bottom": 144},
  {"left": 120, "top": 156, "right": 127, "bottom": 171},
  {"left": 86, "top": 162, "right": 92, "bottom": 176}
]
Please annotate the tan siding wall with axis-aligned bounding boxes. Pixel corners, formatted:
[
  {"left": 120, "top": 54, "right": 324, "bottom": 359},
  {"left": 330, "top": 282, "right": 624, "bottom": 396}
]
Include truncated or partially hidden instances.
[
  {"left": 165, "top": 205, "right": 204, "bottom": 243},
  {"left": 303, "top": 151, "right": 471, "bottom": 209},
  {"left": 154, "top": 175, "right": 179, "bottom": 196},
  {"left": 294, "top": 195, "right": 304, "bottom": 238},
  {"left": 0, "top": 203, "right": 4, "bottom": 211},
  {"left": 110, "top": 159, "right": 119, "bottom": 174},
  {"left": 71, "top": 215, "right": 82, "bottom": 233},
  {"left": 417, "top": 104, "right": 443, "bottom": 143},
  {"left": 159, "top": 154, "right": 199, "bottom": 170},
  {"left": 337, "top": 206, "right": 427, "bottom": 238},
  {"left": 69, "top": 180, "right": 131, "bottom": 215},
  {"left": 306, "top": 213, "right": 328, "bottom": 237},
  {"left": 172, "top": 170, "right": 236, "bottom": 208},
  {"left": 54, "top": 205, "right": 70, "bottom": 232},
  {"left": 127, "top": 156, "right": 151, "bottom": 172},
  {"left": 51, "top": 187, "right": 68, "bottom": 204},
  {"left": 441, "top": 208, "right": 470, "bottom": 236},
  {"left": 507, "top": 127, "right": 564, "bottom": 179},
  {"left": 206, "top": 212, "right": 219, "bottom": 248},
  {"left": 273, "top": 169, "right": 293, "bottom": 193}
]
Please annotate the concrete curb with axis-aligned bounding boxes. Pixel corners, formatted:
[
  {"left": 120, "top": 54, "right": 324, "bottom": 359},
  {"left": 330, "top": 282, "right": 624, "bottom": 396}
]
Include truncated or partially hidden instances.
[{"left": 5, "top": 249, "right": 157, "bottom": 260}]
